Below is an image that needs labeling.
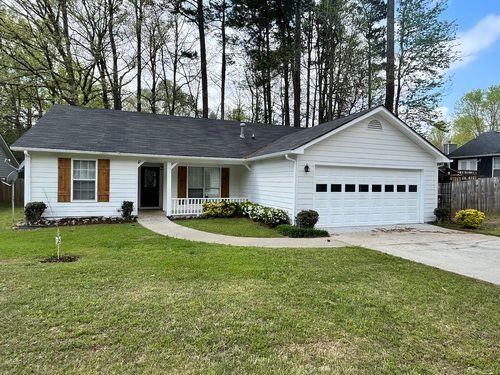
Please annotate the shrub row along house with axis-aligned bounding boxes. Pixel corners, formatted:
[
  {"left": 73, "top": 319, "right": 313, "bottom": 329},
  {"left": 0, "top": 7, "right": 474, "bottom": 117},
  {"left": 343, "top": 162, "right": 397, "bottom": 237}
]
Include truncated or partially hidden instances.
[{"left": 11, "top": 105, "right": 449, "bottom": 228}]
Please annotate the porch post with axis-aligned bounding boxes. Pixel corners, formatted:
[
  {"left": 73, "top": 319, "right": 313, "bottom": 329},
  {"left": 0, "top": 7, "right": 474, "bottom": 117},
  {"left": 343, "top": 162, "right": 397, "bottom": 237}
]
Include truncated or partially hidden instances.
[{"left": 166, "top": 161, "right": 173, "bottom": 216}]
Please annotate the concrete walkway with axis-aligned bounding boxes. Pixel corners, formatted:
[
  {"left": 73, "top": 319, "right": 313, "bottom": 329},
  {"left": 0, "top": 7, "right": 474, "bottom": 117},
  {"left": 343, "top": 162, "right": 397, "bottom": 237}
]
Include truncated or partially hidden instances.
[
  {"left": 138, "top": 212, "right": 500, "bottom": 284},
  {"left": 138, "top": 212, "right": 346, "bottom": 248}
]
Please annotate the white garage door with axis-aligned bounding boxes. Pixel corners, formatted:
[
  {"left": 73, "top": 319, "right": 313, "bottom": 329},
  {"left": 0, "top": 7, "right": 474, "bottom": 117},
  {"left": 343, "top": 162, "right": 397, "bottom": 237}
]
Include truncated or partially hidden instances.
[{"left": 313, "top": 166, "right": 421, "bottom": 227}]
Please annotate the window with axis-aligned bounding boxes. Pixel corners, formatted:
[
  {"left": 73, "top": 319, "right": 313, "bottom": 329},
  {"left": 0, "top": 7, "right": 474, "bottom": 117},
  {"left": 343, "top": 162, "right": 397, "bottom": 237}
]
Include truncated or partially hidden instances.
[
  {"left": 372, "top": 184, "right": 382, "bottom": 192},
  {"left": 73, "top": 160, "right": 96, "bottom": 201},
  {"left": 385, "top": 185, "right": 394, "bottom": 192},
  {"left": 316, "top": 184, "right": 327, "bottom": 192},
  {"left": 188, "top": 167, "right": 220, "bottom": 198},
  {"left": 409, "top": 185, "right": 418, "bottom": 192},
  {"left": 331, "top": 184, "right": 342, "bottom": 192},
  {"left": 359, "top": 184, "right": 369, "bottom": 192},
  {"left": 458, "top": 159, "right": 477, "bottom": 171},
  {"left": 493, "top": 157, "right": 500, "bottom": 177},
  {"left": 397, "top": 185, "right": 406, "bottom": 192},
  {"left": 345, "top": 184, "right": 356, "bottom": 192}
]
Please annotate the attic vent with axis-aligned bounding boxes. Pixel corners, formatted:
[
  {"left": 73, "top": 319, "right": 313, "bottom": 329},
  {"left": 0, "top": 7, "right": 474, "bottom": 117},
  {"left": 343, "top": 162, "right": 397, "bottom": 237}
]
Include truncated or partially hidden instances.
[{"left": 367, "top": 119, "right": 383, "bottom": 130}]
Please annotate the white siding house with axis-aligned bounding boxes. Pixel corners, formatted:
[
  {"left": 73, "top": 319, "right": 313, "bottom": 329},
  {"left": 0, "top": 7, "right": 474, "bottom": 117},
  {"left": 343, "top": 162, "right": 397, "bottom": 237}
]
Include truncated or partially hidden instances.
[{"left": 13, "top": 105, "right": 449, "bottom": 227}]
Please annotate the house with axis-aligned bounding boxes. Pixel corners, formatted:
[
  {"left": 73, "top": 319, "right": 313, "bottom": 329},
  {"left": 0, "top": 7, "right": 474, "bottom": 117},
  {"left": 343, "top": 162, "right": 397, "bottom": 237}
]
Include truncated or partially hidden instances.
[
  {"left": 446, "top": 132, "right": 500, "bottom": 178},
  {"left": 11, "top": 105, "right": 449, "bottom": 228},
  {"left": 0, "top": 134, "right": 19, "bottom": 179}
]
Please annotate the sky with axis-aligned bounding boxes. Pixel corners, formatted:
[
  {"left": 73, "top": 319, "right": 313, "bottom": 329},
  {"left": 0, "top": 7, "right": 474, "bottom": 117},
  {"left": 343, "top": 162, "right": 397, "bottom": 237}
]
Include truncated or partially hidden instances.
[{"left": 441, "top": 0, "right": 500, "bottom": 119}]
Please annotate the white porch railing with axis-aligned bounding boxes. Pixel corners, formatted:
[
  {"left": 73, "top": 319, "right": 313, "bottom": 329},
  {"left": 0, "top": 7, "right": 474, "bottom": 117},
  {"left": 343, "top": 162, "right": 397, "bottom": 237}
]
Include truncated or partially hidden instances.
[{"left": 170, "top": 197, "right": 249, "bottom": 216}]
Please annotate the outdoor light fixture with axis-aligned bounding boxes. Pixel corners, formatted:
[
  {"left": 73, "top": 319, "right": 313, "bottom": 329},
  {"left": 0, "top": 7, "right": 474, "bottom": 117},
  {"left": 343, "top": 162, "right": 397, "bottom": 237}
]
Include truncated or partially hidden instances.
[{"left": 304, "top": 164, "right": 310, "bottom": 173}]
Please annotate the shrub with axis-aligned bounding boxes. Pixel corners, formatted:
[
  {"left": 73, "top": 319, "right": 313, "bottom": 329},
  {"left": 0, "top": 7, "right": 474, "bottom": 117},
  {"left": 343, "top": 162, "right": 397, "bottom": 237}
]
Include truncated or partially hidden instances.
[
  {"left": 434, "top": 207, "right": 450, "bottom": 222},
  {"left": 121, "top": 201, "right": 134, "bottom": 219},
  {"left": 202, "top": 201, "right": 237, "bottom": 218},
  {"left": 295, "top": 210, "right": 319, "bottom": 228},
  {"left": 24, "top": 202, "right": 47, "bottom": 224},
  {"left": 241, "top": 202, "right": 290, "bottom": 227},
  {"left": 276, "top": 224, "right": 329, "bottom": 238},
  {"left": 454, "top": 209, "right": 485, "bottom": 229}
]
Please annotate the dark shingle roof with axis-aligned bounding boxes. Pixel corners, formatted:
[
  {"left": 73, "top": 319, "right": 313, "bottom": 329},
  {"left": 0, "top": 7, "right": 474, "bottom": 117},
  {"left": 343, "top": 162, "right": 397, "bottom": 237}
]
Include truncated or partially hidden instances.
[
  {"left": 12, "top": 105, "right": 377, "bottom": 159},
  {"left": 448, "top": 132, "right": 500, "bottom": 158}
]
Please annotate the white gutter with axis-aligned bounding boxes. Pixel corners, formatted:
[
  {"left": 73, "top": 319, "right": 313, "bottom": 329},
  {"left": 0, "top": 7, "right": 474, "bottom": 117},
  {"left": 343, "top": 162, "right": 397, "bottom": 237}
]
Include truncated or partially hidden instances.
[
  {"left": 285, "top": 154, "right": 297, "bottom": 223},
  {"left": 11, "top": 147, "right": 245, "bottom": 164}
]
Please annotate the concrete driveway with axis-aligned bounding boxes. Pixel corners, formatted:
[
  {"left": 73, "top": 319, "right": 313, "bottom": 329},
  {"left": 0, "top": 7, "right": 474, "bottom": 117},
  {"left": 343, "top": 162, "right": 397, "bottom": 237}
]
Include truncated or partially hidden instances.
[{"left": 331, "top": 224, "right": 500, "bottom": 285}]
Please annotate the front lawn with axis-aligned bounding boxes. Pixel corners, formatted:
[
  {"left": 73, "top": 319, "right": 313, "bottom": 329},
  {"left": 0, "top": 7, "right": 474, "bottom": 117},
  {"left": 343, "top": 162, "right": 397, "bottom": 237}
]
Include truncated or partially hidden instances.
[
  {"left": 436, "top": 213, "right": 500, "bottom": 237},
  {"left": 175, "top": 217, "right": 284, "bottom": 237},
  {"left": 0, "top": 204, "right": 499, "bottom": 373}
]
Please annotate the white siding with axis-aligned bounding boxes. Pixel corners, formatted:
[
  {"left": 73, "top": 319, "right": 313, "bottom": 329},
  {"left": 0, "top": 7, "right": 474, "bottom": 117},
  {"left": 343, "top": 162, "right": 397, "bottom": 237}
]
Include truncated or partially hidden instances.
[
  {"left": 171, "top": 164, "right": 246, "bottom": 198},
  {"left": 29, "top": 152, "right": 139, "bottom": 218},
  {"left": 296, "top": 115, "right": 438, "bottom": 223},
  {"left": 239, "top": 157, "right": 295, "bottom": 216}
]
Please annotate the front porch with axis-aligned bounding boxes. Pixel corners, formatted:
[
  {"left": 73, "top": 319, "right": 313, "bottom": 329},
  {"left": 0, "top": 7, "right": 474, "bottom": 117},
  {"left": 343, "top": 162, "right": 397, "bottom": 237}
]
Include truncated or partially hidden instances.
[{"left": 138, "top": 161, "right": 248, "bottom": 217}]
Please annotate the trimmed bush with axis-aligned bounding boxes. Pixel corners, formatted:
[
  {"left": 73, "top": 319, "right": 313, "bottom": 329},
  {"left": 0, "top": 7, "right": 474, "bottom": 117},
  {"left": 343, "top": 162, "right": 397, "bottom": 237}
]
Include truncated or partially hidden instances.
[
  {"left": 454, "top": 209, "right": 485, "bottom": 229},
  {"left": 202, "top": 201, "right": 237, "bottom": 218},
  {"left": 434, "top": 207, "right": 450, "bottom": 223},
  {"left": 276, "top": 224, "right": 329, "bottom": 238},
  {"left": 241, "top": 202, "right": 290, "bottom": 227},
  {"left": 121, "top": 201, "right": 134, "bottom": 219},
  {"left": 295, "top": 210, "right": 319, "bottom": 228},
  {"left": 24, "top": 202, "right": 47, "bottom": 224}
]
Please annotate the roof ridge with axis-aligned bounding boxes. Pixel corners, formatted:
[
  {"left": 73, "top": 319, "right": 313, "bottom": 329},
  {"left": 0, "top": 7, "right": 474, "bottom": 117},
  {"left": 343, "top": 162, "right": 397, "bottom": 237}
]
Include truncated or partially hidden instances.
[{"left": 51, "top": 104, "right": 306, "bottom": 130}]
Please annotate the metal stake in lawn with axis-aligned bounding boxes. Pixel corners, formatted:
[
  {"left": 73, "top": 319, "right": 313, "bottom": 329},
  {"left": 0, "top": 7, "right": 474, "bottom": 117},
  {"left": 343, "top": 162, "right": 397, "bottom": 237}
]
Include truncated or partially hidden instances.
[
  {"left": 2, "top": 158, "right": 20, "bottom": 226},
  {"left": 43, "top": 189, "right": 61, "bottom": 259}
]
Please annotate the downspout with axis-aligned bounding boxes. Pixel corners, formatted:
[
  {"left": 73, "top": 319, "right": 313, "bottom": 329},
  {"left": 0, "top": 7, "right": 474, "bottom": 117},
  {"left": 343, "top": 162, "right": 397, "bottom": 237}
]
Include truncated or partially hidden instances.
[
  {"left": 285, "top": 154, "right": 297, "bottom": 224},
  {"left": 23, "top": 150, "right": 31, "bottom": 206}
]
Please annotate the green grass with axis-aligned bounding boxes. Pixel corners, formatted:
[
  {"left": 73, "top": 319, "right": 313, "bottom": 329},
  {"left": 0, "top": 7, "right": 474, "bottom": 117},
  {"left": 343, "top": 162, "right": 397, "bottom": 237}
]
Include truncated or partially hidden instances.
[
  {"left": 0, "top": 204, "right": 499, "bottom": 374},
  {"left": 436, "top": 213, "right": 500, "bottom": 237},
  {"left": 175, "top": 217, "right": 284, "bottom": 237}
]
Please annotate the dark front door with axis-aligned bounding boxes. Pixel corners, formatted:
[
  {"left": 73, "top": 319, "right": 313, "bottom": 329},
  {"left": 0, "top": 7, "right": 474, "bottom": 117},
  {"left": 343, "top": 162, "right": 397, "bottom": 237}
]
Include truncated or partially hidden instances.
[{"left": 141, "top": 166, "right": 161, "bottom": 208}]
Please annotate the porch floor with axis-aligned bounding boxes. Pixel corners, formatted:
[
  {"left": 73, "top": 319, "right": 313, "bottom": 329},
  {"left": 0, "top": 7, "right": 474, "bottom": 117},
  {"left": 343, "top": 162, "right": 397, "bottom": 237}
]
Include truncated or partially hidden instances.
[{"left": 138, "top": 211, "right": 345, "bottom": 248}]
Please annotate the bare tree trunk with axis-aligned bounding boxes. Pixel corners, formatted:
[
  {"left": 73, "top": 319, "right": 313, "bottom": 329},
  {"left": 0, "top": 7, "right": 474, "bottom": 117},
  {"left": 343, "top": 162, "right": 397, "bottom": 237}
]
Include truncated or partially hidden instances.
[
  {"left": 305, "top": 9, "right": 312, "bottom": 127},
  {"left": 108, "top": 0, "right": 121, "bottom": 109},
  {"left": 292, "top": 0, "right": 301, "bottom": 127},
  {"left": 133, "top": 0, "right": 144, "bottom": 112},
  {"left": 220, "top": 0, "right": 226, "bottom": 120},
  {"left": 197, "top": 0, "right": 209, "bottom": 118},
  {"left": 385, "top": 0, "right": 395, "bottom": 112}
]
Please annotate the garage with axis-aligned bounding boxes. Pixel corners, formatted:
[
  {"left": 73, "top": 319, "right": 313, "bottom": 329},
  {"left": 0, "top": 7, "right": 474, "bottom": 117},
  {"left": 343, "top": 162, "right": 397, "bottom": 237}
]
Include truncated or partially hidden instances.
[{"left": 313, "top": 165, "right": 421, "bottom": 227}]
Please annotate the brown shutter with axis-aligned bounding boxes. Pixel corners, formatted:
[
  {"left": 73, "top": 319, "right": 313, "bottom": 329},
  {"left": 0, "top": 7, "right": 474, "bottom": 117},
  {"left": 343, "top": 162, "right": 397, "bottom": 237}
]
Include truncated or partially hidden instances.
[
  {"left": 177, "top": 166, "right": 187, "bottom": 198},
  {"left": 58, "top": 158, "right": 71, "bottom": 202},
  {"left": 221, "top": 168, "right": 230, "bottom": 197},
  {"left": 98, "top": 159, "right": 110, "bottom": 202}
]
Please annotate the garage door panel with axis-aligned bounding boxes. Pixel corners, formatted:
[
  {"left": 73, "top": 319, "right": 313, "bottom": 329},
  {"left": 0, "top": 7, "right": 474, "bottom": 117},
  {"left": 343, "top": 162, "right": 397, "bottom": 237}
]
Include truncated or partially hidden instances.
[{"left": 313, "top": 166, "right": 420, "bottom": 227}]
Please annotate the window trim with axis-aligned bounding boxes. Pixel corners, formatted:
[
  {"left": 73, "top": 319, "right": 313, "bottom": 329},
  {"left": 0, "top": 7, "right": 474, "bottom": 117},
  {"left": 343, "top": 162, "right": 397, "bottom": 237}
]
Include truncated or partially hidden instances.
[
  {"left": 71, "top": 158, "right": 98, "bottom": 202},
  {"left": 458, "top": 158, "right": 478, "bottom": 171},
  {"left": 492, "top": 157, "right": 500, "bottom": 177},
  {"left": 186, "top": 166, "right": 222, "bottom": 198}
]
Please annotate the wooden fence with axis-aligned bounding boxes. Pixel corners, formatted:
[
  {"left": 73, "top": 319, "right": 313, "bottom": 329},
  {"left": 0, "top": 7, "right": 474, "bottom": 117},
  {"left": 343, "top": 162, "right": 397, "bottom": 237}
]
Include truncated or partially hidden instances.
[
  {"left": 439, "top": 177, "right": 500, "bottom": 214},
  {"left": 0, "top": 178, "right": 23, "bottom": 205}
]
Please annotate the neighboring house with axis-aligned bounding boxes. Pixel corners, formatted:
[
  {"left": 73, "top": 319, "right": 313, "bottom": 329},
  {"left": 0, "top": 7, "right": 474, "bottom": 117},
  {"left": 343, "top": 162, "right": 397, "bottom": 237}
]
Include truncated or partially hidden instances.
[
  {"left": 446, "top": 132, "right": 500, "bottom": 178},
  {"left": 11, "top": 105, "right": 448, "bottom": 228},
  {"left": 0, "top": 134, "right": 19, "bottom": 179}
]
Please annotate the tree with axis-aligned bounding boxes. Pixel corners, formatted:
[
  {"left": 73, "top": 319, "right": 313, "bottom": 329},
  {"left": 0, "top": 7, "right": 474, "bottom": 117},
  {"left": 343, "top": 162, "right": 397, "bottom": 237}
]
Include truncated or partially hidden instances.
[
  {"left": 394, "top": 0, "right": 457, "bottom": 131},
  {"left": 360, "top": 0, "right": 385, "bottom": 108},
  {"left": 385, "top": 0, "right": 394, "bottom": 112},
  {"left": 451, "top": 85, "right": 500, "bottom": 145},
  {"left": 171, "top": 0, "right": 209, "bottom": 118}
]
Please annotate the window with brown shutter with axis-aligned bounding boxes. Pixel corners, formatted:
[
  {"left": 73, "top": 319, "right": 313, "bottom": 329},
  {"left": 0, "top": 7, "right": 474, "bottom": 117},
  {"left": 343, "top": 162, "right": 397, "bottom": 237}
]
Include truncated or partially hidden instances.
[
  {"left": 221, "top": 168, "right": 230, "bottom": 197},
  {"left": 177, "top": 166, "right": 187, "bottom": 198},
  {"left": 57, "top": 158, "right": 71, "bottom": 202},
  {"left": 98, "top": 159, "right": 110, "bottom": 202}
]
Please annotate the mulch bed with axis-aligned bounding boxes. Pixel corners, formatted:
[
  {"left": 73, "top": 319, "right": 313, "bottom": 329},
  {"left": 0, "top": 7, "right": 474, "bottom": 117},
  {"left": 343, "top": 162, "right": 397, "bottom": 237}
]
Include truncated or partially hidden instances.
[
  {"left": 41, "top": 255, "right": 79, "bottom": 263},
  {"left": 16, "top": 216, "right": 137, "bottom": 230}
]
